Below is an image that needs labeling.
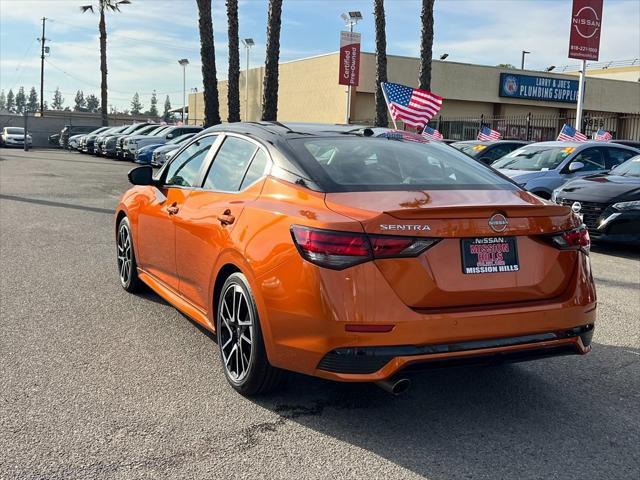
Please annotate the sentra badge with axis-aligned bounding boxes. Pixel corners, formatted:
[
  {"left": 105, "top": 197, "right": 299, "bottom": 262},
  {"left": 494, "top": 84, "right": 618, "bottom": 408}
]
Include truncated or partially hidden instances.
[{"left": 380, "top": 224, "right": 431, "bottom": 231}]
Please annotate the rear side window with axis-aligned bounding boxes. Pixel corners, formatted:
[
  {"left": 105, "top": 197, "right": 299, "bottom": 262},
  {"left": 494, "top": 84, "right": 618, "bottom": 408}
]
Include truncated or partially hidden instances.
[
  {"left": 203, "top": 137, "right": 258, "bottom": 191},
  {"left": 607, "top": 148, "right": 637, "bottom": 169},
  {"left": 165, "top": 135, "right": 217, "bottom": 187},
  {"left": 290, "top": 137, "right": 516, "bottom": 191}
]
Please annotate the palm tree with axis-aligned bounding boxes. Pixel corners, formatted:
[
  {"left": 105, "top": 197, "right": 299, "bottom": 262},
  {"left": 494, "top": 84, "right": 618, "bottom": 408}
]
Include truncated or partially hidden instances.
[
  {"left": 374, "top": 0, "right": 388, "bottom": 127},
  {"left": 226, "top": 0, "right": 240, "bottom": 122},
  {"left": 261, "top": 0, "right": 283, "bottom": 121},
  {"left": 418, "top": 0, "right": 435, "bottom": 91},
  {"left": 196, "top": 0, "right": 221, "bottom": 126},
  {"left": 80, "top": 0, "right": 131, "bottom": 126}
]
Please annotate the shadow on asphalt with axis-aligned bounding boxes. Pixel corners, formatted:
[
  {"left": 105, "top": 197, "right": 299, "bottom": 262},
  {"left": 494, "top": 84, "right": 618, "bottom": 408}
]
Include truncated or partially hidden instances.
[
  {"left": 247, "top": 344, "right": 639, "bottom": 478},
  {"left": 591, "top": 242, "right": 639, "bottom": 260}
]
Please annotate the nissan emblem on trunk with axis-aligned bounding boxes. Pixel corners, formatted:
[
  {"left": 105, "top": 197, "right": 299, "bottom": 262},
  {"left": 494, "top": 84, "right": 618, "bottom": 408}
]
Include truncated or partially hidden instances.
[{"left": 488, "top": 213, "right": 508, "bottom": 233}]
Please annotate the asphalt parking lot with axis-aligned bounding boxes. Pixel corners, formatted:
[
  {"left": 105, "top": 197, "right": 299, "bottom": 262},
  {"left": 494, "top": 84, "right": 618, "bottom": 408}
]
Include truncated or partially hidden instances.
[{"left": 1, "top": 148, "right": 639, "bottom": 480}]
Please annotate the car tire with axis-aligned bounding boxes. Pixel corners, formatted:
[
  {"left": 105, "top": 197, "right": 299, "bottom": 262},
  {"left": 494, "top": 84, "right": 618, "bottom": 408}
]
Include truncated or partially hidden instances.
[
  {"left": 116, "top": 216, "right": 143, "bottom": 293},
  {"left": 216, "top": 272, "right": 284, "bottom": 396}
]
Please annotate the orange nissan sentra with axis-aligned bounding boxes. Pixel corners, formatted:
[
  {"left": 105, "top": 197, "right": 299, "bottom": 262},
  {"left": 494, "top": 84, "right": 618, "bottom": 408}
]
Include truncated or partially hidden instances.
[{"left": 116, "top": 123, "right": 596, "bottom": 395}]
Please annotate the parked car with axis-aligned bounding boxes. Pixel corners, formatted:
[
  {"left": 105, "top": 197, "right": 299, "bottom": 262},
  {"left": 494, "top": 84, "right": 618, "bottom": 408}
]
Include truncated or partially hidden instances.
[
  {"left": 116, "top": 124, "right": 161, "bottom": 159},
  {"left": 493, "top": 141, "right": 639, "bottom": 199},
  {"left": 0, "top": 127, "right": 32, "bottom": 148},
  {"left": 67, "top": 134, "right": 86, "bottom": 150},
  {"left": 133, "top": 143, "right": 165, "bottom": 164},
  {"left": 611, "top": 140, "right": 640, "bottom": 150},
  {"left": 553, "top": 155, "right": 640, "bottom": 244},
  {"left": 91, "top": 125, "right": 130, "bottom": 154},
  {"left": 451, "top": 140, "right": 530, "bottom": 165},
  {"left": 79, "top": 126, "right": 112, "bottom": 153},
  {"left": 97, "top": 123, "right": 156, "bottom": 158},
  {"left": 48, "top": 133, "right": 61, "bottom": 146},
  {"left": 149, "top": 132, "right": 199, "bottom": 166},
  {"left": 60, "top": 125, "right": 100, "bottom": 149},
  {"left": 121, "top": 125, "right": 172, "bottom": 160},
  {"left": 123, "top": 125, "right": 202, "bottom": 160},
  {"left": 116, "top": 122, "right": 596, "bottom": 396}
]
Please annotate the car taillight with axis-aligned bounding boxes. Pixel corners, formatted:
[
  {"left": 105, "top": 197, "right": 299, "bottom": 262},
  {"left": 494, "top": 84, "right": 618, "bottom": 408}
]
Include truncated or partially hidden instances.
[
  {"left": 549, "top": 225, "right": 590, "bottom": 253},
  {"left": 291, "top": 225, "right": 440, "bottom": 270}
]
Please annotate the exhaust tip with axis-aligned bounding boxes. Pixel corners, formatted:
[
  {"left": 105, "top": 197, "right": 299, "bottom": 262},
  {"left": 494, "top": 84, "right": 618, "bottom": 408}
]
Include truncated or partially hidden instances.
[{"left": 375, "top": 377, "right": 411, "bottom": 396}]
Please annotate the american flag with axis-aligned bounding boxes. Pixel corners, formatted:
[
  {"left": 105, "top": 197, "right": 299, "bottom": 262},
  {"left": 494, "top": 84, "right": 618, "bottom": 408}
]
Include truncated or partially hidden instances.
[
  {"left": 477, "top": 126, "right": 501, "bottom": 141},
  {"left": 422, "top": 126, "right": 444, "bottom": 141},
  {"left": 593, "top": 128, "right": 612, "bottom": 141},
  {"left": 381, "top": 82, "right": 442, "bottom": 129},
  {"left": 557, "top": 123, "right": 587, "bottom": 142}
]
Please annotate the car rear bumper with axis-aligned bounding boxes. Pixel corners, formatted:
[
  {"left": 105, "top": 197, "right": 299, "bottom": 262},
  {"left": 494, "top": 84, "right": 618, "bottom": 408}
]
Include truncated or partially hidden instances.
[{"left": 255, "top": 251, "right": 597, "bottom": 382}]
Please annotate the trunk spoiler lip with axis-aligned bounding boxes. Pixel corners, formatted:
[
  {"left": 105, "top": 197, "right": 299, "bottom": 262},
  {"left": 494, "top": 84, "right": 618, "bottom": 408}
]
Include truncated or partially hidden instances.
[{"left": 383, "top": 204, "right": 571, "bottom": 219}]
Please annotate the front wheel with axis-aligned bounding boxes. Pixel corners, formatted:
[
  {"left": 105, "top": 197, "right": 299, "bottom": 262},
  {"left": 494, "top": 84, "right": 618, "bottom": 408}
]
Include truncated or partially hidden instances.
[
  {"left": 116, "top": 216, "right": 143, "bottom": 293},
  {"left": 216, "top": 272, "right": 284, "bottom": 396}
]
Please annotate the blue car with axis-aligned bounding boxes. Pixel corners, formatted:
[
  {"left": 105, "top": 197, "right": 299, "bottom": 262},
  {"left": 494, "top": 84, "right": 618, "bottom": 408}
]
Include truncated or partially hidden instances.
[
  {"left": 134, "top": 143, "right": 164, "bottom": 164},
  {"left": 493, "top": 141, "right": 639, "bottom": 199}
]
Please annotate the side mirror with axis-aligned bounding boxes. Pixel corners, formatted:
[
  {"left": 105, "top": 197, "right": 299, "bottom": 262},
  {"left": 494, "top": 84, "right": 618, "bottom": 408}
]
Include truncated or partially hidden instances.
[
  {"left": 166, "top": 134, "right": 174, "bottom": 139},
  {"left": 568, "top": 161, "right": 585, "bottom": 172},
  {"left": 128, "top": 166, "right": 154, "bottom": 185}
]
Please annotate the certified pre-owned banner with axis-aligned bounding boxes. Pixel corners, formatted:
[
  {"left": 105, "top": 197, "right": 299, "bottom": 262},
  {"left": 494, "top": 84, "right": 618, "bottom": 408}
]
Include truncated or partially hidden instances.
[
  {"left": 339, "top": 31, "right": 361, "bottom": 86},
  {"left": 568, "top": 0, "right": 603, "bottom": 61}
]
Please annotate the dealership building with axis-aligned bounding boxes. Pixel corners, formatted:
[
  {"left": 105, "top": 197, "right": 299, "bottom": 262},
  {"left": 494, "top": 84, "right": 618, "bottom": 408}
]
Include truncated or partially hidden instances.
[{"left": 188, "top": 52, "right": 640, "bottom": 140}]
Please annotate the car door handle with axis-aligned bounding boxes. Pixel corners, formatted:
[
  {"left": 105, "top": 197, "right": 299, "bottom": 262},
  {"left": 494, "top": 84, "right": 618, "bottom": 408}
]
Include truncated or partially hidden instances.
[
  {"left": 217, "top": 209, "right": 235, "bottom": 226},
  {"left": 166, "top": 202, "right": 179, "bottom": 215}
]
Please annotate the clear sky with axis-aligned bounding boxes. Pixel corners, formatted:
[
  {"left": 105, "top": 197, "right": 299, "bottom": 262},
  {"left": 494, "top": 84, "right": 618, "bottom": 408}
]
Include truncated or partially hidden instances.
[{"left": 1, "top": 0, "right": 639, "bottom": 110}]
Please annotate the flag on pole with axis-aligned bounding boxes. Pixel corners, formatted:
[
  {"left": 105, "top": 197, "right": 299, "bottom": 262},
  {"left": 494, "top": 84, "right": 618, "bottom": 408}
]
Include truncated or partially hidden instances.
[
  {"left": 477, "top": 126, "right": 501, "bottom": 141},
  {"left": 593, "top": 128, "right": 612, "bottom": 141},
  {"left": 557, "top": 123, "right": 588, "bottom": 142},
  {"left": 422, "top": 126, "right": 444, "bottom": 141},
  {"left": 381, "top": 82, "right": 442, "bottom": 129}
]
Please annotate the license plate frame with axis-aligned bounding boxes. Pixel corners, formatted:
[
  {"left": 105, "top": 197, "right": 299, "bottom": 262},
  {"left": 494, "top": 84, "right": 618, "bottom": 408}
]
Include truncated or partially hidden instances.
[{"left": 461, "top": 237, "right": 519, "bottom": 274}]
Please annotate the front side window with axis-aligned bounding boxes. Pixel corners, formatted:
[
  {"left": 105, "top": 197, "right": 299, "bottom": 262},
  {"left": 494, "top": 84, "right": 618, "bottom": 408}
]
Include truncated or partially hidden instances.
[
  {"left": 203, "top": 136, "right": 259, "bottom": 191},
  {"left": 571, "top": 148, "right": 605, "bottom": 172},
  {"left": 290, "top": 137, "right": 516, "bottom": 191},
  {"left": 164, "top": 135, "right": 218, "bottom": 187}
]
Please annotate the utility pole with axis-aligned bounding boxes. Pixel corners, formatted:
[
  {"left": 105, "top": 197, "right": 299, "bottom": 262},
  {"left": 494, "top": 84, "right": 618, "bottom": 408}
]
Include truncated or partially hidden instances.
[{"left": 39, "top": 17, "right": 47, "bottom": 116}]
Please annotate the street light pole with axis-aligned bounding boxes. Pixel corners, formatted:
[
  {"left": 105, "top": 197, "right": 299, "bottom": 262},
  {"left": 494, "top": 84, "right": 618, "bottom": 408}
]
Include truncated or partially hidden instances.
[
  {"left": 575, "top": 59, "right": 587, "bottom": 132},
  {"left": 178, "top": 58, "right": 189, "bottom": 123},
  {"left": 521, "top": 50, "right": 530, "bottom": 70},
  {"left": 241, "top": 38, "right": 254, "bottom": 121}
]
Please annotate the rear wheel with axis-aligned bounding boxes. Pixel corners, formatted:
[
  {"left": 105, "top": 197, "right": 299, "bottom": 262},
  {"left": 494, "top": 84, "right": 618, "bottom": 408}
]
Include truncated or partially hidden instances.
[
  {"left": 116, "top": 216, "right": 143, "bottom": 293},
  {"left": 216, "top": 272, "right": 284, "bottom": 396}
]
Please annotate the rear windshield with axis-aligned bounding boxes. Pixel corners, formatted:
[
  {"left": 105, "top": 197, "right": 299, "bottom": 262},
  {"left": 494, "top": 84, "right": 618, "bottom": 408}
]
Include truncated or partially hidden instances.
[
  {"left": 6, "top": 128, "right": 24, "bottom": 134},
  {"left": 288, "top": 136, "right": 516, "bottom": 192},
  {"left": 492, "top": 146, "right": 575, "bottom": 171}
]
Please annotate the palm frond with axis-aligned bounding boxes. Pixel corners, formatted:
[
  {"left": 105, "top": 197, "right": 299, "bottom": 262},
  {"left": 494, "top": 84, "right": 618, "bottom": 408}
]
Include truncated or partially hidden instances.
[{"left": 80, "top": 5, "right": 94, "bottom": 13}]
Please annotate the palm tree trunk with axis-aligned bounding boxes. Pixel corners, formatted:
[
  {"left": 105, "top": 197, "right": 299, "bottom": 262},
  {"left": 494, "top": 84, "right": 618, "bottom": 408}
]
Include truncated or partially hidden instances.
[
  {"left": 99, "top": 5, "right": 108, "bottom": 126},
  {"left": 374, "top": 0, "right": 388, "bottom": 127},
  {"left": 197, "top": 0, "right": 221, "bottom": 127},
  {"left": 261, "top": 0, "right": 283, "bottom": 121},
  {"left": 226, "top": 0, "right": 240, "bottom": 122},
  {"left": 418, "top": 0, "right": 435, "bottom": 91}
]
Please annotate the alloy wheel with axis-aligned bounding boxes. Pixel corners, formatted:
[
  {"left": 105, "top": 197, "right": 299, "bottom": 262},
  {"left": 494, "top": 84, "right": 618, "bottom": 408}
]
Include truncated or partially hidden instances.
[
  {"left": 117, "top": 223, "right": 132, "bottom": 286},
  {"left": 219, "top": 283, "right": 254, "bottom": 382}
]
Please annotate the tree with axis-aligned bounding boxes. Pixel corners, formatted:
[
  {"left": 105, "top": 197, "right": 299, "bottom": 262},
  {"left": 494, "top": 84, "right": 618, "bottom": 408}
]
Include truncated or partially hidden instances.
[
  {"left": 27, "top": 87, "right": 39, "bottom": 112},
  {"left": 74, "top": 90, "right": 86, "bottom": 111},
  {"left": 418, "top": 0, "right": 435, "bottom": 91},
  {"left": 130, "top": 92, "right": 142, "bottom": 115},
  {"left": 196, "top": 0, "right": 221, "bottom": 127},
  {"left": 261, "top": 0, "right": 283, "bottom": 121},
  {"left": 80, "top": 0, "right": 131, "bottom": 125},
  {"left": 86, "top": 94, "right": 100, "bottom": 112},
  {"left": 226, "top": 0, "right": 240, "bottom": 122},
  {"left": 0, "top": 90, "right": 6, "bottom": 111},
  {"left": 52, "top": 87, "right": 64, "bottom": 110},
  {"left": 15, "top": 87, "right": 26, "bottom": 114},
  {"left": 148, "top": 90, "right": 158, "bottom": 117},
  {"left": 497, "top": 63, "right": 517, "bottom": 69},
  {"left": 163, "top": 95, "right": 172, "bottom": 122},
  {"left": 6, "top": 89, "right": 15, "bottom": 112},
  {"left": 374, "top": 0, "right": 388, "bottom": 127}
]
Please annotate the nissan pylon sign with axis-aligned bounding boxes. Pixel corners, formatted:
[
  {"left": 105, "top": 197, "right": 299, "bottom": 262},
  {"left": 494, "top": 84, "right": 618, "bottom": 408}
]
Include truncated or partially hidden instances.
[
  {"left": 339, "top": 31, "right": 361, "bottom": 86},
  {"left": 568, "top": 0, "right": 603, "bottom": 61}
]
